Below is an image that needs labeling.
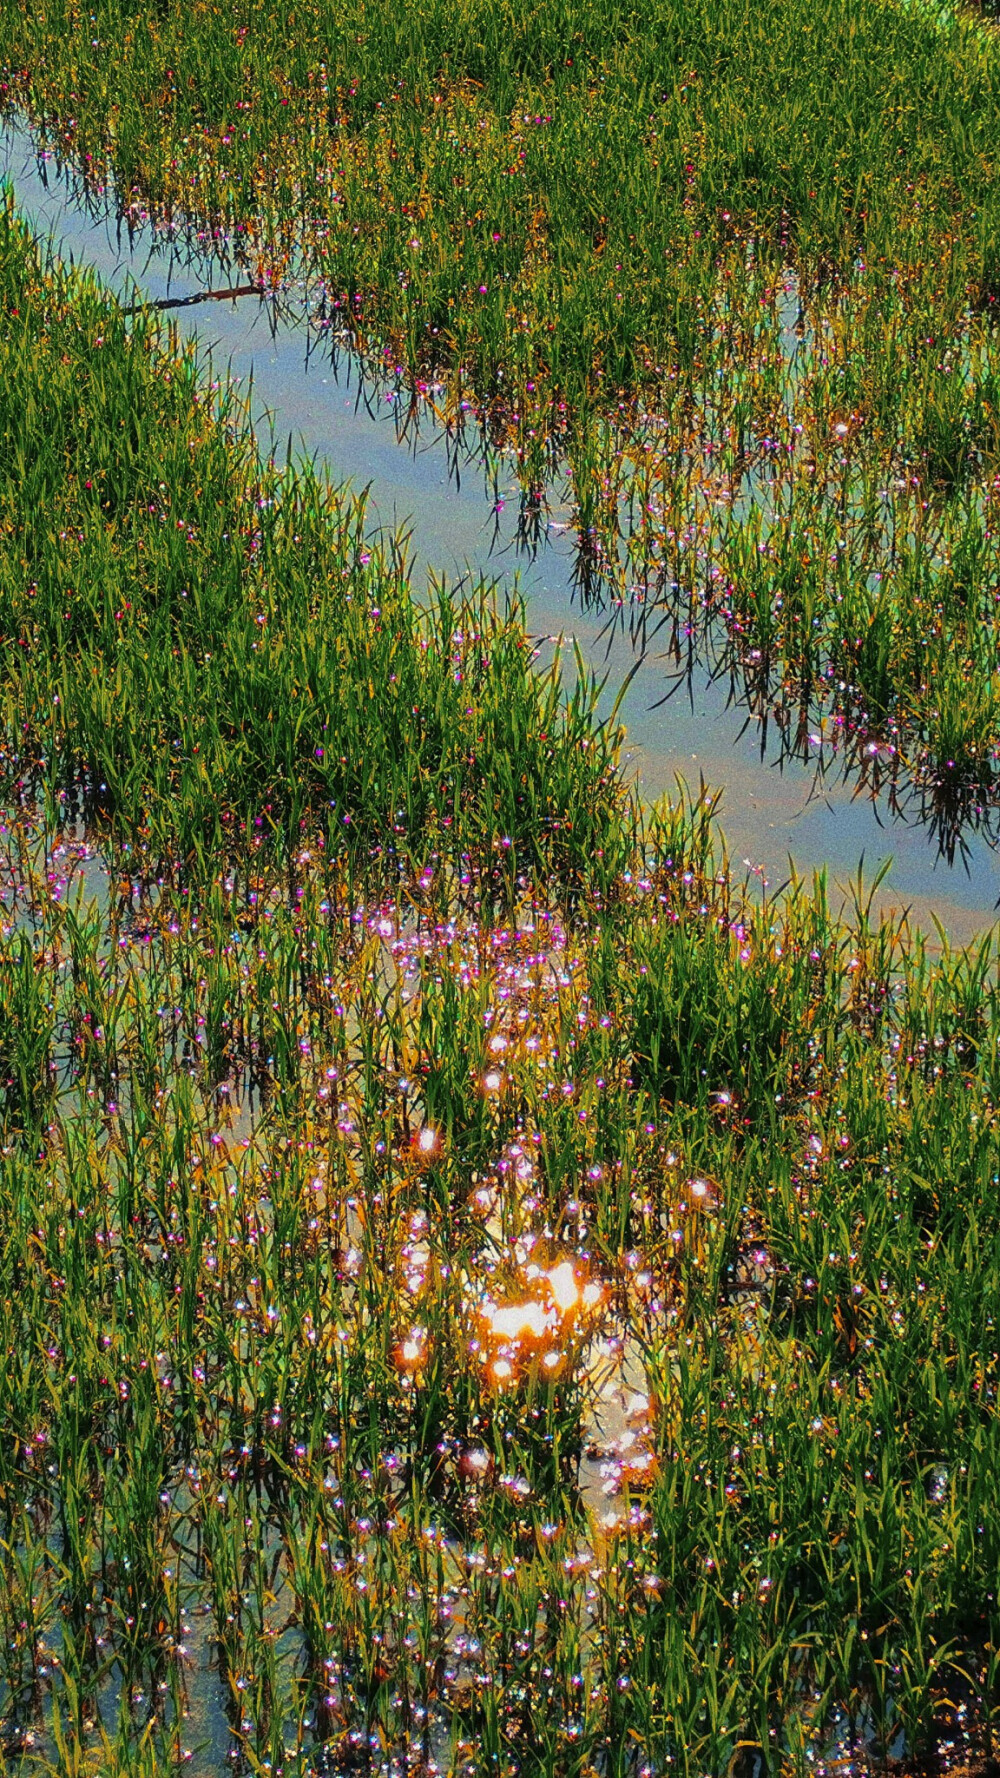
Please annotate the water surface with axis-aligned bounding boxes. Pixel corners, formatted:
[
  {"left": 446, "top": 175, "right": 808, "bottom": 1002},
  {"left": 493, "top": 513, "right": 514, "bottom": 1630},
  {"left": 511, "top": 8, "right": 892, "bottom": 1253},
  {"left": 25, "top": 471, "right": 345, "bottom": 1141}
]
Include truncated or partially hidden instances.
[{"left": 3, "top": 122, "right": 999, "bottom": 939}]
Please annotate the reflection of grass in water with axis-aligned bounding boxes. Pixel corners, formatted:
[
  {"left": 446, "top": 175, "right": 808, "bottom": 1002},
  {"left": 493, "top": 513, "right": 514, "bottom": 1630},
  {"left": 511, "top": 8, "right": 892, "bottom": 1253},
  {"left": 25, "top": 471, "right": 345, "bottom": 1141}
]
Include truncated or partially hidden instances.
[
  {"left": 10, "top": 0, "right": 1000, "bottom": 831},
  {"left": 2, "top": 791, "right": 1000, "bottom": 1775},
  {"left": 7, "top": 0, "right": 1000, "bottom": 420},
  {"left": 0, "top": 212, "right": 999, "bottom": 1776}
]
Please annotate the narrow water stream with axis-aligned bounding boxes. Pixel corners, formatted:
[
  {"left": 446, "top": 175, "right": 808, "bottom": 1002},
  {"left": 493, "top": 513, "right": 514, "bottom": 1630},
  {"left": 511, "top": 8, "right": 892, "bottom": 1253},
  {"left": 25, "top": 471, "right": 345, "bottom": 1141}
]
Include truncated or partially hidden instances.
[{"left": 4, "top": 121, "right": 1000, "bottom": 940}]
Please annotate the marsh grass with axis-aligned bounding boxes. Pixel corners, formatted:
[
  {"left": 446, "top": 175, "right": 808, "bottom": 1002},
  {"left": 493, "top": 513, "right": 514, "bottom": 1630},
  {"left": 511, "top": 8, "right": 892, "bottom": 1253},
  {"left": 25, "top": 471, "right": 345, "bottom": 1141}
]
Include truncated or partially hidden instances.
[
  {"left": 12, "top": 0, "right": 1000, "bottom": 826},
  {"left": 0, "top": 201, "right": 631, "bottom": 895},
  {"left": 0, "top": 171, "right": 998, "bottom": 1777},
  {"left": 1, "top": 777, "right": 1000, "bottom": 1776}
]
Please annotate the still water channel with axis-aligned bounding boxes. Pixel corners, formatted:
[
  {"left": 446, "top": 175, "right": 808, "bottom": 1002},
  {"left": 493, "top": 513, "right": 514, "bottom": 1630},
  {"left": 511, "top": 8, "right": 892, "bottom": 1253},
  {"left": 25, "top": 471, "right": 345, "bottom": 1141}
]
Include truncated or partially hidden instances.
[{"left": 4, "top": 120, "right": 1000, "bottom": 940}]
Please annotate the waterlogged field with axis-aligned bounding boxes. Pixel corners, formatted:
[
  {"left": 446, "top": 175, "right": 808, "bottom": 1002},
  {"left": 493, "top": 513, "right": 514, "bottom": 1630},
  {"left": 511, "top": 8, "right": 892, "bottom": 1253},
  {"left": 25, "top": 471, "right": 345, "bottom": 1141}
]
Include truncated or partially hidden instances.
[
  {"left": 3, "top": 0, "right": 1000, "bottom": 1772},
  {"left": 0, "top": 204, "right": 997, "bottom": 1778},
  {"left": 10, "top": 0, "right": 1000, "bottom": 834}
]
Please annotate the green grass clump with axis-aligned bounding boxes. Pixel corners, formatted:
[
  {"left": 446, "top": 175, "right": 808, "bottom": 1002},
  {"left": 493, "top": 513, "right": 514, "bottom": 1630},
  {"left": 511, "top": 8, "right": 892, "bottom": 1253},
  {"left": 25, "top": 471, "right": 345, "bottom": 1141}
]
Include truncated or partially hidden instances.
[{"left": 0, "top": 200, "right": 628, "bottom": 891}]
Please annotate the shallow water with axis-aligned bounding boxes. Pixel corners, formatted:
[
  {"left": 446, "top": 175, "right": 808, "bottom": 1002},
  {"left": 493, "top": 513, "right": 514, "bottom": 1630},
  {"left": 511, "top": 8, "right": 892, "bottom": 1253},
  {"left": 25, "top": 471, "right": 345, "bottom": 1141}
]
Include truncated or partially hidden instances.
[{"left": 3, "top": 122, "right": 1000, "bottom": 940}]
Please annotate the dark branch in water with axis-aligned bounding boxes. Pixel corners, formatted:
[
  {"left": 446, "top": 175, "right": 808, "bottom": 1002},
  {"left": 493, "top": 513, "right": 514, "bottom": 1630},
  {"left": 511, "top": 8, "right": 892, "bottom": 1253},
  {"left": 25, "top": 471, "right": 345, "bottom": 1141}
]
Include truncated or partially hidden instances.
[{"left": 122, "top": 281, "right": 264, "bottom": 315}]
